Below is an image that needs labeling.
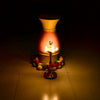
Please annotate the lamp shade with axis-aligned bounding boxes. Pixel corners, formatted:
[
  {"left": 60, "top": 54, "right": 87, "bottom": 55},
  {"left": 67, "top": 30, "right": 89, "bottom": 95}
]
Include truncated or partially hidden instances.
[{"left": 38, "top": 17, "right": 60, "bottom": 54}]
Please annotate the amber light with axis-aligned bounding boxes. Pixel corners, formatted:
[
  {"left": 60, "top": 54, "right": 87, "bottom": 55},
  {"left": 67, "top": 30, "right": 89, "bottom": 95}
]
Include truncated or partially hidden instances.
[
  {"left": 38, "top": 31, "right": 60, "bottom": 54},
  {"left": 38, "top": 17, "right": 60, "bottom": 54}
]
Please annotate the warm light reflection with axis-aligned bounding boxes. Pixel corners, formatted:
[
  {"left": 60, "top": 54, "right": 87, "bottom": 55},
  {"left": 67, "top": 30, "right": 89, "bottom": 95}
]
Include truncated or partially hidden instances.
[
  {"left": 43, "top": 94, "right": 48, "bottom": 100},
  {"left": 52, "top": 95, "right": 58, "bottom": 100},
  {"left": 43, "top": 94, "right": 58, "bottom": 100}
]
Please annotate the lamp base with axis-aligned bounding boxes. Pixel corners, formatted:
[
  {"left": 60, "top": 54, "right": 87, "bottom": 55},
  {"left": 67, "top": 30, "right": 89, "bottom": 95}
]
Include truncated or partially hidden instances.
[{"left": 44, "top": 71, "right": 57, "bottom": 79}]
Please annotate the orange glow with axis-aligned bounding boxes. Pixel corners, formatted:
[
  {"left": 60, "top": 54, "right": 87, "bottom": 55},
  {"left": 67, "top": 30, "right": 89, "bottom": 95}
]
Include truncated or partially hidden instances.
[{"left": 38, "top": 31, "right": 60, "bottom": 54}]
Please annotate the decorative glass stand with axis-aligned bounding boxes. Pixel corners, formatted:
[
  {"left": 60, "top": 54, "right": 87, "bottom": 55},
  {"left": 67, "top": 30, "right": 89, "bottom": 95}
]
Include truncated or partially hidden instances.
[{"left": 32, "top": 14, "right": 65, "bottom": 79}]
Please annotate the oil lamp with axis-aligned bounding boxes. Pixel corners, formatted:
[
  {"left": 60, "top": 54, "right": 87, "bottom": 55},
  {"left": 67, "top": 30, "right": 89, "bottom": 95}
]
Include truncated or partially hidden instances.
[
  {"left": 44, "top": 40, "right": 58, "bottom": 79},
  {"left": 32, "top": 14, "right": 64, "bottom": 79}
]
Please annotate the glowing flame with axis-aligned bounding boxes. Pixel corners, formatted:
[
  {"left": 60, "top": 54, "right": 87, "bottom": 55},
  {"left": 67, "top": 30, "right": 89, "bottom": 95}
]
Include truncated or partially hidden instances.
[
  {"left": 38, "top": 31, "right": 60, "bottom": 53},
  {"left": 45, "top": 41, "right": 58, "bottom": 53}
]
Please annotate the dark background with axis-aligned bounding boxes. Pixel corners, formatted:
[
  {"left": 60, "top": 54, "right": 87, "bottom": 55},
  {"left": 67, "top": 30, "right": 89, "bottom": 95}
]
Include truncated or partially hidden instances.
[{"left": 0, "top": 0, "right": 100, "bottom": 47}]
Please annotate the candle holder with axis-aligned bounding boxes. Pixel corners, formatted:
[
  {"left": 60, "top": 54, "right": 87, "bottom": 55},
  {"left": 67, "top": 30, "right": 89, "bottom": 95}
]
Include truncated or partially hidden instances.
[
  {"left": 32, "top": 14, "right": 65, "bottom": 79},
  {"left": 43, "top": 40, "right": 57, "bottom": 79}
]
